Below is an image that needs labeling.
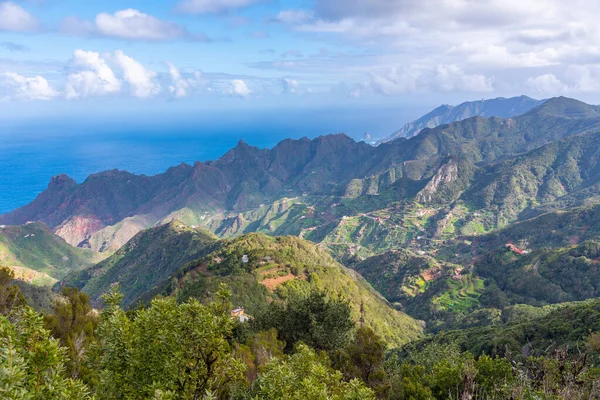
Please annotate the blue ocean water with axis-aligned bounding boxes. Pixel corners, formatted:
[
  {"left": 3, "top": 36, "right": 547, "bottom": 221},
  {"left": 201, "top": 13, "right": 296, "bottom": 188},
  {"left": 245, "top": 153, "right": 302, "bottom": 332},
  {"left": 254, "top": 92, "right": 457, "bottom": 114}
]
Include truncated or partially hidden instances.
[{"left": 0, "top": 106, "right": 423, "bottom": 215}]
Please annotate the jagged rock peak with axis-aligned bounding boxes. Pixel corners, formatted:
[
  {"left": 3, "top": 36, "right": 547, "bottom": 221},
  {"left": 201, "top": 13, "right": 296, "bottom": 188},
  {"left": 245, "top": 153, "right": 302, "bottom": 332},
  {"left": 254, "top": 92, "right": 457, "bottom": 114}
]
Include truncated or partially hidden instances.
[{"left": 48, "top": 174, "right": 77, "bottom": 189}]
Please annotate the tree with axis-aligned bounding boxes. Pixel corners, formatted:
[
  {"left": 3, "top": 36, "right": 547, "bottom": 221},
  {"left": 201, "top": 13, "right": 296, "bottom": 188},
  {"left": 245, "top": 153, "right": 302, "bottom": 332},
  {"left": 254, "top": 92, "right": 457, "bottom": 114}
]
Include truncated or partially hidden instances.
[
  {"left": 233, "top": 328, "right": 285, "bottom": 382},
  {"left": 387, "top": 364, "right": 432, "bottom": 400},
  {"left": 247, "top": 328, "right": 285, "bottom": 369},
  {"left": 252, "top": 343, "right": 376, "bottom": 400},
  {"left": 333, "top": 327, "right": 388, "bottom": 396},
  {"left": 0, "top": 266, "right": 26, "bottom": 315},
  {"left": 253, "top": 291, "right": 354, "bottom": 353},
  {"left": 88, "top": 283, "right": 246, "bottom": 399},
  {"left": 44, "top": 287, "right": 99, "bottom": 379},
  {"left": 0, "top": 306, "right": 91, "bottom": 399}
]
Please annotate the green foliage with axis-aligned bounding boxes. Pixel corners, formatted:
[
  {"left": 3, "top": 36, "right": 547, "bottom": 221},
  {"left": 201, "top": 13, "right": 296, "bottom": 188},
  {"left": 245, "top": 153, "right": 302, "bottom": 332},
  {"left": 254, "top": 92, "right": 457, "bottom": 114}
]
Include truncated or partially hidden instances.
[
  {"left": 397, "top": 299, "right": 600, "bottom": 366},
  {"left": 129, "top": 233, "right": 423, "bottom": 348},
  {"left": 251, "top": 343, "right": 376, "bottom": 400},
  {"left": 63, "top": 221, "right": 219, "bottom": 306},
  {"left": 88, "top": 284, "right": 245, "bottom": 399},
  {"left": 333, "top": 327, "right": 388, "bottom": 396},
  {"left": 387, "top": 364, "right": 433, "bottom": 400},
  {"left": 0, "top": 307, "right": 91, "bottom": 399},
  {"left": 44, "top": 287, "right": 99, "bottom": 380},
  {"left": 476, "top": 242, "right": 600, "bottom": 308},
  {"left": 386, "top": 341, "right": 600, "bottom": 399},
  {"left": 0, "top": 266, "right": 26, "bottom": 315},
  {"left": 232, "top": 328, "right": 285, "bottom": 383},
  {"left": 253, "top": 291, "right": 355, "bottom": 353}
]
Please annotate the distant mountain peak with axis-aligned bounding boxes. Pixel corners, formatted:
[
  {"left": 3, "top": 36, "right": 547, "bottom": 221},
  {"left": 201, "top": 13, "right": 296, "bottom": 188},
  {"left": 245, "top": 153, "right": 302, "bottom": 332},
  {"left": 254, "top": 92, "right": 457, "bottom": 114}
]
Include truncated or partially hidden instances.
[
  {"left": 526, "top": 96, "right": 600, "bottom": 118},
  {"left": 378, "top": 95, "right": 544, "bottom": 144}
]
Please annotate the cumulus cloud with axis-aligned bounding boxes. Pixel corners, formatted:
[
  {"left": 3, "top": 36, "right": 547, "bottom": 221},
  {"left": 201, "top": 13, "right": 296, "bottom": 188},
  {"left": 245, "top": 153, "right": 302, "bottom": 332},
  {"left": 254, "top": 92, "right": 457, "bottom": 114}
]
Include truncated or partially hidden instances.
[
  {"left": 565, "top": 65, "right": 600, "bottom": 93},
  {"left": 65, "top": 50, "right": 121, "bottom": 99},
  {"left": 433, "top": 64, "right": 494, "bottom": 93},
  {"left": 0, "top": 72, "right": 58, "bottom": 100},
  {"left": 177, "top": 0, "right": 260, "bottom": 14},
  {"left": 369, "top": 64, "right": 493, "bottom": 95},
  {"left": 526, "top": 74, "right": 568, "bottom": 94},
  {"left": 167, "top": 62, "right": 189, "bottom": 98},
  {"left": 95, "top": 9, "right": 188, "bottom": 41},
  {"left": 113, "top": 50, "right": 160, "bottom": 98},
  {"left": 526, "top": 66, "right": 600, "bottom": 95},
  {"left": 369, "top": 66, "right": 422, "bottom": 95},
  {"left": 61, "top": 9, "right": 207, "bottom": 41},
  {"left": 166, "top": 62, "right": 207, "bottom": 98},
  {"left": 0, "top": 1, "right": 38, "bottom": 32},
  {"left": 223, "top": 79, "right": 251, "bottom": 97}
]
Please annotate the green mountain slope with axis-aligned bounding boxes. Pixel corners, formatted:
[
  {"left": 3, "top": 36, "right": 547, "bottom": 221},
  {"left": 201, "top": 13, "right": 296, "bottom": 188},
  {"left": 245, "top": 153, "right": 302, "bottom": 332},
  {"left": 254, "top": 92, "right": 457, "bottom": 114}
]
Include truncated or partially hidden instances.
[
  {"left": 61, "top": 221, "right": 219, "bottom": 306},
  {"left": 167, "top": 233, "right": 424, "bottom": 347},
  {"left": 6, "top": 97, "right": 600, "bottom": 255},
  {"left": 475, "top": 241, "right": 600, "bottom": 307},
  {"left": 72, "top": 230, "right": 423, "bottom": 347},
  {"left": 352, "top": 249, "right": 488, "bottom": 331},
  {"left": 0, "top": 223, "right": 100, "bottom": 281},
  {"left": 456, "top": 202, "right": 600, "bottom": 256},
  {"left": 397, "top": 298, "right": 600, "bottom": 359}
]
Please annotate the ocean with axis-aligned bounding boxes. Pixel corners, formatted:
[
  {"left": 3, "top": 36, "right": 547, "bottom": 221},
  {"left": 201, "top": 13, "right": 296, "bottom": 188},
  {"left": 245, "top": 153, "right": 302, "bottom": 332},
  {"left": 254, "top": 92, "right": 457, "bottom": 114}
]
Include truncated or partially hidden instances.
[{"left": 0, "top": 106, "right": 423, "bottom": 215}]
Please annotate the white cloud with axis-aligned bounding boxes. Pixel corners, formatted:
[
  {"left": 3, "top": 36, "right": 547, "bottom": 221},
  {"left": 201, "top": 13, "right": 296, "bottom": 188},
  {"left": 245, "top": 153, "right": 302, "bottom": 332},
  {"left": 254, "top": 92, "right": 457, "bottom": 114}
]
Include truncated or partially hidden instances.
[
  {"left": 0, "top": 72, "right": 58, "bottom": 100},
  {"left": 95, "top": 9, "right": 187, "bottom": 41},
  {"left": 177, "top": 0, "right": 260, "bottom": 14},
  {"left": 65, "top": 50, "right": 121, "bottom": 99},
  {"left": 433, "top": 64, "right": 494, "bottom": 93},
  {"left": 565, "top": 65, "right": 600, "bottom": 93},
  {"left": 369, "top": 66, "right": 422, "bottom": 95},
  {"left": 113, "top": 50, "right": 159, "bottom": 98},
  {"left": 368, "top": 64, "right": 493, "bottom": 95},
  {"left": 0, "top": 1, "right": 38, "bottom": 32},
  {"left": 448, "top": 42, "right": 559, "bottom": 68},
  {"left": 60, "top": 9, "right": 205, "bottom": 41},
  {"left": 281, "top": 78, "right": 299, "bottom": 94},
  {"left": 275, "top": 10, "right": 313, "bottom": 24},
  {"left": 526, "top": 73, "right": 568, "bottom": 94},
  {"left": 167, "top": 62, "right": 189, "bottom": 98},
  {"left": 223, "top": 79, "right": 251, "bottom": 97},
  {"left": 269, "top": 0, "right": 600, "bottom": 98},
  {"left": 166, "top": 62, "right": 207, "bottom": 98},
  {"left": 525, "top": 65, "right": 600, "bottom": 95}
]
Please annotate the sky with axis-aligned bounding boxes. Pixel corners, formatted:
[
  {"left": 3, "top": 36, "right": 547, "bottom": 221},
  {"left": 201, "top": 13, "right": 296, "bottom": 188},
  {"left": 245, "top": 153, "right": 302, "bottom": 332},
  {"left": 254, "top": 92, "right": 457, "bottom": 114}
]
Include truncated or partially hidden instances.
[{"left": 1, "top": 0, "right": 600, "bottom": 123}]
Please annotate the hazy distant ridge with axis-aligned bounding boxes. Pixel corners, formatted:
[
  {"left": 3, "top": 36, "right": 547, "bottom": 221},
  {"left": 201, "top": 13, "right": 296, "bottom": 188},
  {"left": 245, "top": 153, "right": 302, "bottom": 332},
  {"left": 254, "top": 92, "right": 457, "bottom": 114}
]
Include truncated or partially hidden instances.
[{"left": 377, "top": 95, "right": 544, "bottom": 144}]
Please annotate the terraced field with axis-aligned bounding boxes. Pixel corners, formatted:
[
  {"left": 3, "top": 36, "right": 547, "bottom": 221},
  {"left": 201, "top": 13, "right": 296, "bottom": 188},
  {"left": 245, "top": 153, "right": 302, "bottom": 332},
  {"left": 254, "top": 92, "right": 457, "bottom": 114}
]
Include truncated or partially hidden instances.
[{"left": 433, "top": 273, "right": 485, "bottom": 312}]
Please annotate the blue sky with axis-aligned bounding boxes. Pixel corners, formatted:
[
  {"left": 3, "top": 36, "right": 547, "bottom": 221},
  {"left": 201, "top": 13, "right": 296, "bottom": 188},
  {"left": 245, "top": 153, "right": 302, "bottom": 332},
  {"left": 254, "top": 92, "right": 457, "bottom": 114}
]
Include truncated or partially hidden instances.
[{"left": 1, "top": 0, "right": 600, "bottom": 122}]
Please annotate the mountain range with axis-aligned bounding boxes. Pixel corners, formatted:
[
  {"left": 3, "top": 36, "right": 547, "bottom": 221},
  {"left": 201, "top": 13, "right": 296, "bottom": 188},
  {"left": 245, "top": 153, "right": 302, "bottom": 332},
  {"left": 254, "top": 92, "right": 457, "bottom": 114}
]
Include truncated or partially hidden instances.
[
  {"left": 376, "top": 95, "right": 544, "bottom": 143},
  {"left": 6, "top": 95, "right": 600, "bottom": 337},
  {"left": 3, "top": 96, "right": 600, "bottom": 259}
]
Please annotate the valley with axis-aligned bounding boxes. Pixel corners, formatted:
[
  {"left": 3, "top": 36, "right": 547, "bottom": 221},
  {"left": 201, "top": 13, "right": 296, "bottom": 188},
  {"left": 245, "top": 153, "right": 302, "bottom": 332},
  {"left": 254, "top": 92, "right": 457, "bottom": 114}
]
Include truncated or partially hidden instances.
[{"left": 5, "top": 95, "right": 600, "bottom": 398}]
